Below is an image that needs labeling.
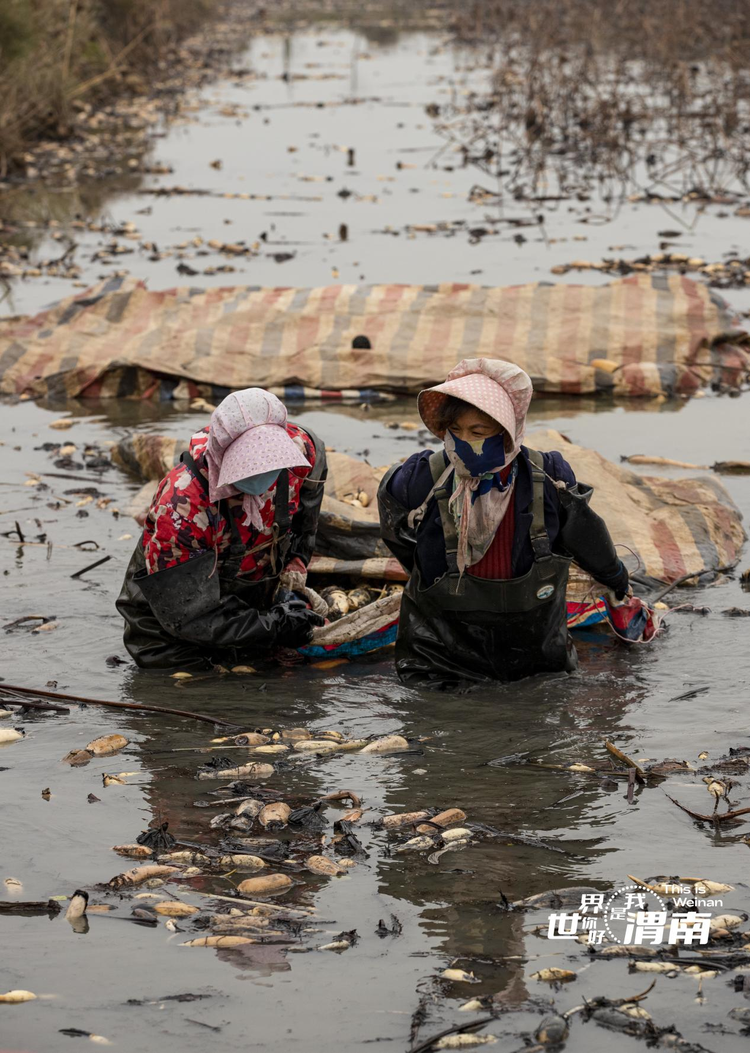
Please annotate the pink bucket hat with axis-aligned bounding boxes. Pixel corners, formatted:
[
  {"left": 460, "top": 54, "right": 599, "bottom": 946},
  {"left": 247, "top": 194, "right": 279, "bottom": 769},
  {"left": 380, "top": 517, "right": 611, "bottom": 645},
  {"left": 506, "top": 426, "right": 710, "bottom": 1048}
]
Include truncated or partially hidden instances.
[
  {"left": 217, "top": 425, "right": 309, "bottom": 488},
  {"left": 207, "top": 389, "right": 310, "bottom": 496},
  {"left": 417, "top": 357, "right": 533, "bottom": 446}
]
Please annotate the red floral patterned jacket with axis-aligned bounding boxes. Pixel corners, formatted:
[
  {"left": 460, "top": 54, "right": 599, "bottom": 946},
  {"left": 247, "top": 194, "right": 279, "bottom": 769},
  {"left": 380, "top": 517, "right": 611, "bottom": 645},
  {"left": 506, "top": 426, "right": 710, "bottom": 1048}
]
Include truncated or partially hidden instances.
[{"left": 142, "top": 423, "right": 316, "bottom": 579}]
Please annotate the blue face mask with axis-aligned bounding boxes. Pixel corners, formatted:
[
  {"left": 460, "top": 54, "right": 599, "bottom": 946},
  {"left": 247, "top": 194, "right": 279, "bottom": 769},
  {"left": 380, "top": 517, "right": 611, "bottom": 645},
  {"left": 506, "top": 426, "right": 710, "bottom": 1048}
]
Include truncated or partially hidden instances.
[
  {"left": 448, "top": 431, "right": 506, "bottom": 477},
  {"left": 234, "top": 470, "right": 281, "bottom": 496}
]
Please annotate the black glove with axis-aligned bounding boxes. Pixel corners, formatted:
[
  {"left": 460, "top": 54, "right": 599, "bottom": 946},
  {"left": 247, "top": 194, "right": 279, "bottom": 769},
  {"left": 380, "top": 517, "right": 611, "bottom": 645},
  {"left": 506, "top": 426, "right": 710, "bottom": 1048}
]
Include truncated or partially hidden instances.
[{"left": 269, "top": 601, "right": 325, "bottom": 647}]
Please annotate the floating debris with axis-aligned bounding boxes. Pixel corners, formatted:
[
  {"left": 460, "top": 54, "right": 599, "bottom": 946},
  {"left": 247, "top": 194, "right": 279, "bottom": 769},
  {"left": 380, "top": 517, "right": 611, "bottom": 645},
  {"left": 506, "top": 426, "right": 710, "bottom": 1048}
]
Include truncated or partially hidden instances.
[
  {"left": 153, "top": 902, "right": 200, "bottom": 918},
  {"left": 306, "top": 855, "right": 346, "bottom": 876},
  {"left": 0, "top": 990, "right": 37, "bottom": 1003},
  {"left": 535, "top": 1015, "right": 569, "bottom": 1045},
  {"left": 85, "top": 734, "right": 129, "bottom": 757},
  {"left": 236, "top": 874, "right": 293, "bottom": 896},
  {"left": 65, "top": 890, "right": 88, "bottom": 921},
  {"left": 360, "top": 735, "right": 409, "bottom": 754},
  {"left": 531, "top": 968, "right": 577, "bottom": 983},
  {"left": 107, "top": 865, "right": 179, "bottom": 890},
  {"left": 0, "top": 728, "right": 25, "bottom": 745},
  {"left": 182, "top": 936, "right": 255, "bottom": 948},
  {"left": 196, "top": 761, "right": 275, "bottom": 781},
  {"left": 441, "top": 968, "right": 480, "bottom": 984},
  {"left": 434, "top": 1037, "right": 496, "bottom": 1050}
]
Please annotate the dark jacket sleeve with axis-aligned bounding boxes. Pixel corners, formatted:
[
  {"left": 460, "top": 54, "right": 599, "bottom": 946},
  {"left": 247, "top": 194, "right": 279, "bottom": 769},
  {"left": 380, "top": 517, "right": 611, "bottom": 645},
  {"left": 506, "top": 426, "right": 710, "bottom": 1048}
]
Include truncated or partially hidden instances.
[
  {"left": 286, "top": 431, "right": 328, "bottom": 567},
  {"left": 378, "top": 451, "right": 435, "bottom": 572},
  {"left": 548, "top": 451, "right": 629, "bottom": 596},
  {"left": 387, "top": 450, "right": 436, "bottom": 509}
]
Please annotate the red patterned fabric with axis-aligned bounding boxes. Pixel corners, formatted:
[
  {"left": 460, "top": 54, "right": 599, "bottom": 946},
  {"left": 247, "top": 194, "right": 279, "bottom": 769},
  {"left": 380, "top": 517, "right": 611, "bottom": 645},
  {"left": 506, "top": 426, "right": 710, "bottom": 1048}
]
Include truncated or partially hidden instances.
[
  {"left": 469, "top": 464, "right": 515, "bottom": 579},
  {"left": 142, "top": 422, "right": 315, "bottom": 578}
]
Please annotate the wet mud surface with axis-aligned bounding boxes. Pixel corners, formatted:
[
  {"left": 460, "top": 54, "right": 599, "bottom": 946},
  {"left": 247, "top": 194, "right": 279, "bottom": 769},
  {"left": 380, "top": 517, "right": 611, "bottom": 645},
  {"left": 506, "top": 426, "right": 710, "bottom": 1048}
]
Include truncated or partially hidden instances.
[{"left": 2, "top": 18, "right": 750, "bottom": 1053}]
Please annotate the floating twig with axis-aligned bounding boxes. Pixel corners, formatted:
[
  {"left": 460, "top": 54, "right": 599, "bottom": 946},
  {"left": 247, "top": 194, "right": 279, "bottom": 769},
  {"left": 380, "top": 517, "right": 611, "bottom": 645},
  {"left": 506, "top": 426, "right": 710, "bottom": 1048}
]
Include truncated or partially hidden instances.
[
  {"left": 0, "top": 683, "right": 239, "bottom": 729},
  {"left": 604, "top": 740, "right": 646, "bottom": 777},
  {"left": 665, "top": 792, "right": 750, "bottom": 824},
  {"left": 71, "top": 554, "right": 112, "bottom": 579}
]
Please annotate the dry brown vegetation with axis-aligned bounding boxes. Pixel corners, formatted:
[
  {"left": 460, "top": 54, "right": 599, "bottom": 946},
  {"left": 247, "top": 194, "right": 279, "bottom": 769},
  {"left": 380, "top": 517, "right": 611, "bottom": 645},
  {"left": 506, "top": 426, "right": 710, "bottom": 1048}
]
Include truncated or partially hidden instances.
[
  {"left": 0, "top": 0, "right": 220, "bottom": 175},
  {"left": 438, "top": 0, "right": 750, "bottom": 207}
]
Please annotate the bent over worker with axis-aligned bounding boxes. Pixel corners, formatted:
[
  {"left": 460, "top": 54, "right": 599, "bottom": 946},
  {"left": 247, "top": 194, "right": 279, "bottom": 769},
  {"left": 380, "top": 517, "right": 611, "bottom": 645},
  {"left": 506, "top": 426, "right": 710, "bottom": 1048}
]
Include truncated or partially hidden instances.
[
  {"left": 377, "top": 358, "right": 630, "bottom": 687},
  {"left": 117, "top": 388, "right": 326, "bottom": 670}
]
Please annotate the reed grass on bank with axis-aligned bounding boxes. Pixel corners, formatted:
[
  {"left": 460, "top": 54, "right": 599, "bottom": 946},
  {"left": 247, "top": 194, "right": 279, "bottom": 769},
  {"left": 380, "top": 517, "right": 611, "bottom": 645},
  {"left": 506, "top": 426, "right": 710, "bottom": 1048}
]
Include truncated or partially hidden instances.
[{"left": 0, "top": 0, "right": 220, "bottom": 175}]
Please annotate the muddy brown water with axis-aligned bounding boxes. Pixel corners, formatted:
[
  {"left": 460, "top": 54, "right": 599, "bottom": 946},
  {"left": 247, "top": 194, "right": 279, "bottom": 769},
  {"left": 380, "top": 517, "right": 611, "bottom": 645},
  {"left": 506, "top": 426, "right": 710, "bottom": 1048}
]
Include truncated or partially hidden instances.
[{"left": 2, "top": 20, "right": 750, "bottom": 1053}]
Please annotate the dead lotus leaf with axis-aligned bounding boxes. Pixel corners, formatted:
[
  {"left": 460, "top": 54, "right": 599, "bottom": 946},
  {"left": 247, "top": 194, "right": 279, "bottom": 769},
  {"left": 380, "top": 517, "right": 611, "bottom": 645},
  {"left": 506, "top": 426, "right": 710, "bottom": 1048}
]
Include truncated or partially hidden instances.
[
  {"left": 85, "top": 734, "right": 129, "bottom": 756},
  {"left": 646, "top": 758, "right": 695, "bottom": 776},
  {"left": 237, "top": 874, "right": 293, "bottom": 896},
  {"left": 154, "top": 901, "right": 200, "bottom": 917}
]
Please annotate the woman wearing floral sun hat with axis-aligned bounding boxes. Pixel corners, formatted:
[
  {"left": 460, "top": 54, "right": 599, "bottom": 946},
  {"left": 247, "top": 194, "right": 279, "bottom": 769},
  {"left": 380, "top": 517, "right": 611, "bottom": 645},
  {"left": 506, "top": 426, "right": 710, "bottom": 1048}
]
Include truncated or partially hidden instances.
[
  {"left": 117, "top": 388, "right": 327, "bottom": 670},
  {"left": 377, "top": 358, "right": 629, "bottom": 686}
]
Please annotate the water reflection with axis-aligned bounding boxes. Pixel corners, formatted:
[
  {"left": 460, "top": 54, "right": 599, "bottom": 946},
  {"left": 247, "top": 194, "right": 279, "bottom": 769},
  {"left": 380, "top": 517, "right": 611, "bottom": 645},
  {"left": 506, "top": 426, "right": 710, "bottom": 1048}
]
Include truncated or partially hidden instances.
[{"left": 107, "top": 642, "right": 652, "bottom": 1000}]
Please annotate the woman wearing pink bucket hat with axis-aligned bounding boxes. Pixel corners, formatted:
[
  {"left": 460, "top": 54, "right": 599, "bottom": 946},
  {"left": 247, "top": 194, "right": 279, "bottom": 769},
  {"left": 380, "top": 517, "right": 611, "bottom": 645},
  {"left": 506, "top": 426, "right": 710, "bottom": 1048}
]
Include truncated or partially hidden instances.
[
  {"left": 117, "top": 388, "right": 327, "bottom": 669},
  {"left": 378, "top": 358, "right": 629, "bottom": 686}
]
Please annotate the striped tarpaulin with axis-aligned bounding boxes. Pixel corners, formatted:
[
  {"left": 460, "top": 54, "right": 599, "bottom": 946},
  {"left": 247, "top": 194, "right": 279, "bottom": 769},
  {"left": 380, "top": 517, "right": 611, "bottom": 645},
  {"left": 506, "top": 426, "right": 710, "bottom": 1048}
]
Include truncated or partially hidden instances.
[
  {"left": 2, "top": 274, "right": 748, "bottom": 399},
  {"left": 113, "top": 429, "right": 746, "bottom": 585}
]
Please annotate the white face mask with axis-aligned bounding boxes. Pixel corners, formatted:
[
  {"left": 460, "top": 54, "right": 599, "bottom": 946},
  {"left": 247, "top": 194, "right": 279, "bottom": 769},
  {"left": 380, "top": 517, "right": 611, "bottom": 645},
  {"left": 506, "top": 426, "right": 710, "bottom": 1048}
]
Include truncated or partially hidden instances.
[{"left": 233, "top": 470, "right": 281, "bottom": 496}]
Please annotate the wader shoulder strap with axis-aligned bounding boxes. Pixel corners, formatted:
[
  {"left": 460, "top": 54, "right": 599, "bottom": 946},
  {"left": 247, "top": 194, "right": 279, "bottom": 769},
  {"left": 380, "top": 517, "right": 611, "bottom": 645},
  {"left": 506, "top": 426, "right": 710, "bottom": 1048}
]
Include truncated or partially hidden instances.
[
  {"left": 273, "top": 469, "right": 291, "bottom": 533},
  {"left": 527, "top": 449, "right": 552, "bottom": 560},
  {"left": 300, "top": 426, "right": 327, "bottom": 487},
  {"left": 180, "top": 451, "right": 209, "bottom": 496},
  {"left": 428, "top": 450, "right": 459, "bottom": 573},
  {"left": 406, "top": 451, "right": 454, "bottom": 532}
]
